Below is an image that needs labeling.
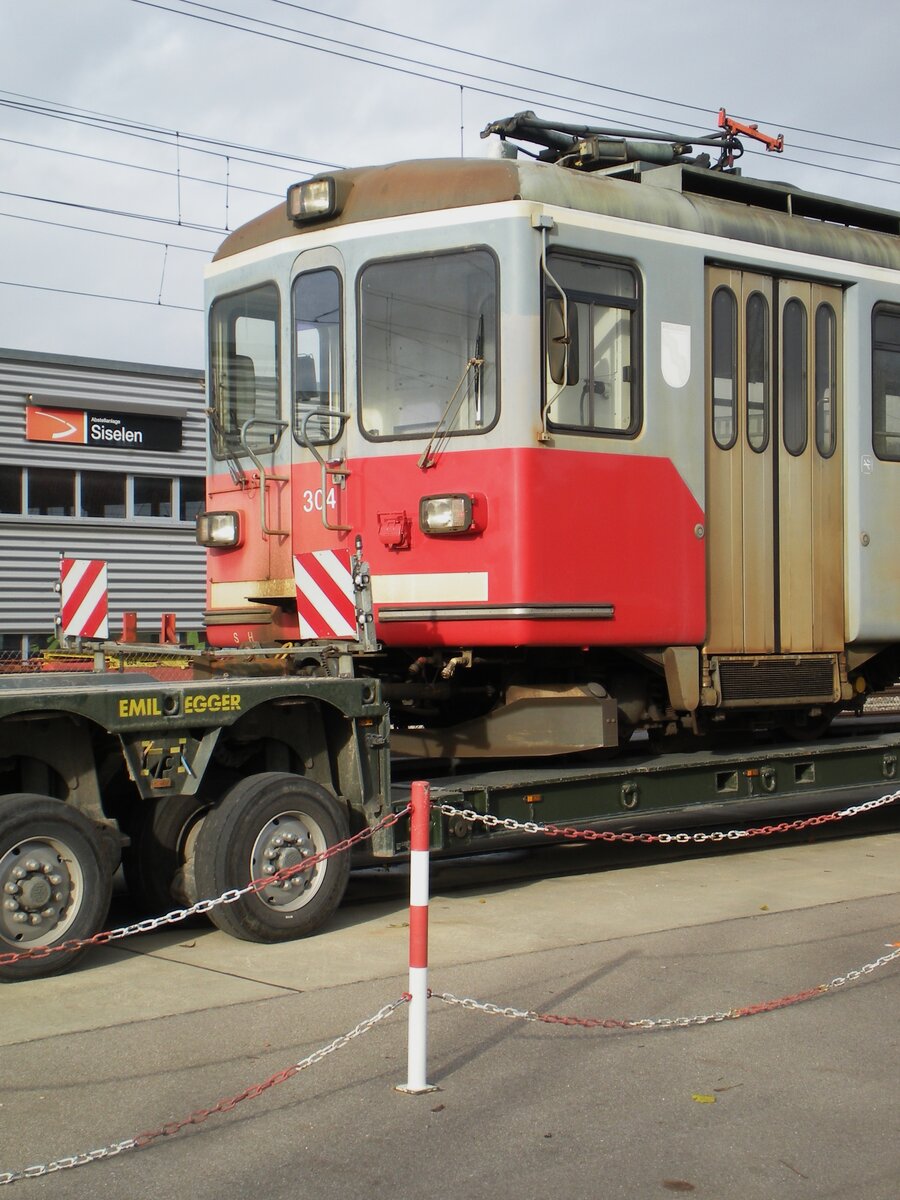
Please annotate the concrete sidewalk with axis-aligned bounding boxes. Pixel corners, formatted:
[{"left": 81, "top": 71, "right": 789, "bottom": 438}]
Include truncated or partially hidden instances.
[{"left": 1, "top": 820, "right": 898, "bottom": 1198}]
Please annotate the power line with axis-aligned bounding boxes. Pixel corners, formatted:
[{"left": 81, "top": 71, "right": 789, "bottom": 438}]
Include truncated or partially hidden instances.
[
  {"left": 0, "top": 209, "right": 215, "bottom": 253},
  {"left": 262, "top": 0, "right": 900, "bottom": 155},
  {"left": 0, "top": 188, "right": 227, "bottom": 235},
  {"left": 0, "top": 279, "right": 202, "bottom": 312},
  {"left": 0, "top": 92, "right": 342, "bottom": 173},
  {"left": 0, "top": 133, "right": 286, "bottom": 200},
  {"left": 125, "top": 0, "right": 900, "bottom": 190}
]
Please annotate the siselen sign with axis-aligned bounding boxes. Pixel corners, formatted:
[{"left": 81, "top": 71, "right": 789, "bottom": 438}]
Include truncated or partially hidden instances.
[{"left": 25, "top": 405, "right": 182, "bottom": 452}]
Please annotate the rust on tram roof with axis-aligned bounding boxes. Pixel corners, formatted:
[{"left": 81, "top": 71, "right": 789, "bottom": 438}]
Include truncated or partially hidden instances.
[
  {"left": 213, "top": 155, "right": 900, "bottom": 273},
  {"left": 213, "top": 158, "right": 524, "bottom": 261}
]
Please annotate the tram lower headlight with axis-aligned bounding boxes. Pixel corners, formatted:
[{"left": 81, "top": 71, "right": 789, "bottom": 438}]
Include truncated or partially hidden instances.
[
  {"left": 196, "top": 510, "right": 241, "bottom": 548},
  {"left": 419, "top": 494, "right": 480, "bottom": 535}
]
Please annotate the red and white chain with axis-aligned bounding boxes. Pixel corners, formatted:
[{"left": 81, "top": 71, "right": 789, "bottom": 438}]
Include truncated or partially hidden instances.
[
  {"left": 437, "top": 790, "right": 900, "bottom": 845},
  {"left": 431, "top": 942, "right": 900, "bottom": 1031},
  {"left": 0, "top": 997, "right": 407, "bottom": 1186},
  {"left": 0, "top": 806, "right": 409, "bottom": 967}
]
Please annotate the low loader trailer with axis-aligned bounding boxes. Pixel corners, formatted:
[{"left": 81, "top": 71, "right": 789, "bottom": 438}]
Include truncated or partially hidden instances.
[{"left": 0, "top": 647, "right": 897, "bottom": 981}]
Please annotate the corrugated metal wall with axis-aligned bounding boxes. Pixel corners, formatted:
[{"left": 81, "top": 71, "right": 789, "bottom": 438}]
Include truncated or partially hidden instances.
[{"left": 0, "top": 349, "right": 207, "bottom": 642}]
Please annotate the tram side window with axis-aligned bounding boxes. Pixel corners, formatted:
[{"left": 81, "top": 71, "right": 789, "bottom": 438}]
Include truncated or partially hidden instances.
[
  {"left": 745, "top": 291, "right": 769, "bottom": 452},
  {"left": 359, "top": 249, "right": 498, "bottom": 440},
  {"left": 545, "top": 254, "right": 639, "bottom": 436},
  {"left": 782, "top": 298, "right": 808, "bottom": 456},
  {"left": 873, "top": 305, "right": 900, "bottom": 461},
  {"left": 815, "top": 303, "right": 836, "bottom": 458},
  {"left": 209, "top": 285, "right": 280, "bottom": 458},
  {"left": 292, "top": 268, "right": 343, "bottom": 445},
  {"left": 711, "top": 287, "right": 737, "bottom": 450}
]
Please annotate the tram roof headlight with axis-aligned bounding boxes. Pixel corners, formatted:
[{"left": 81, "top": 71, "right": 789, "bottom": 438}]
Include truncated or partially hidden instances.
[
  {"left": 287, "top": 177, "right": 338, "bottom": 223},
  {"left": 196, "top": 510, "right": 241, "bottom": 548}
]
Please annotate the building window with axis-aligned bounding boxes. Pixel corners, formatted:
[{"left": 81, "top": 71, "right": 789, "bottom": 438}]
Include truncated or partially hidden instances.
[
  {"left": 3, "top": 469, "right": 200, "bottom": 520},
  {"left": 0, "top": 465, "right": 22, "bottom": 513},
  {"left": 179, "top": 477, "right": 205, "bottom": 522},
  {"left": 134, "top": 476, "right": 172, "bottom": 517},
  {"left": 27, "top": 468, "right": 75, "bottom": 516},
  {"left": 80, "top": 471, "right": 127, "bottom": 518}
]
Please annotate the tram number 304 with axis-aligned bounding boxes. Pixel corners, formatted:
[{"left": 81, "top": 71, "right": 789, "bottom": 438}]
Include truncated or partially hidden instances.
[{"left": 302, "top": 487, "right": 338, "bottom": 513}]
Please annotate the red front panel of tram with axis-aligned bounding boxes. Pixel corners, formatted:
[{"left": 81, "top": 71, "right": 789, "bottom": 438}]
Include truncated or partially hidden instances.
[{"left": 207, "top": 446, "right": 706, "bottom": 648}]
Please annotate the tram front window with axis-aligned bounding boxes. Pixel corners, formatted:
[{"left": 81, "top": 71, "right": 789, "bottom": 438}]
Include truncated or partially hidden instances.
[
  {"left": 209, "top": 284, "right": 280, "bottom": 458},
  {"left": 359, "top": 249, "right": 498, "bottom": 440}
]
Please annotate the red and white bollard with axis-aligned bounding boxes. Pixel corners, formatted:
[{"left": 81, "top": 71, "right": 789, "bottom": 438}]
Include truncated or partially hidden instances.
[{"left": 397, "top": 780, "right": 437, "bottom": 1094}]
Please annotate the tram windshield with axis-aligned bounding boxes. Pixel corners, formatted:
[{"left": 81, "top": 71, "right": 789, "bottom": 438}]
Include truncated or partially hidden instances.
[
  {"left": 209, "top": 284, "right": 280, "bottom": 458},
  {"left": 358, "top": 248, "right": 498, "bottom": 440}
]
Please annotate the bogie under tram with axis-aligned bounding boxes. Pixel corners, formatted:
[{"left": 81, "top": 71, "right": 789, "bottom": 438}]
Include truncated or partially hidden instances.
[{"left": 198, "top": 112, "right": 900, "bottom": 755}]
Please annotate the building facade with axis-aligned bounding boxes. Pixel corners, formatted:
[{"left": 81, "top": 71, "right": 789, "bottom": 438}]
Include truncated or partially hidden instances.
[{"left": 0, "top": 348, "right": 206, "bottom": 656}]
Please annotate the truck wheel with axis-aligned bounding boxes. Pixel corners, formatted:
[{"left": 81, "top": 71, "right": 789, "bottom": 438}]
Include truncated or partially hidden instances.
[
  {"left": 192, "top": 773, "right": 351, "bottom": 943},
  {"left": 0, "top": 794, "right": 112, "bottom": 982},
  {"left": 122, "top": 795, "right": 210, "bottom": 918}
]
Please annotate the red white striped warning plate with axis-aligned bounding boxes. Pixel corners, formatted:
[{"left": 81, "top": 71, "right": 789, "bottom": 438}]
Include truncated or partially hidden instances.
[
  {"left": 293, "top": 550, "right": 357, "bottom": 639},
  {"left": 60, "top": 558, "right": 109, "bottom": 640}
]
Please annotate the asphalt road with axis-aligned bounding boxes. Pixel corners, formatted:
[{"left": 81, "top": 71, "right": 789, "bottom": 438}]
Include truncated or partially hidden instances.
[{"left": 1, "top": 810, "right": 898, "bottom": 1199}]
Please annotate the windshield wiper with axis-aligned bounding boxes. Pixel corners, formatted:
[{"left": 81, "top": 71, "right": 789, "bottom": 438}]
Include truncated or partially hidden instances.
[{"left": 417, "top": 351, "right": 484, "bottom": 471}]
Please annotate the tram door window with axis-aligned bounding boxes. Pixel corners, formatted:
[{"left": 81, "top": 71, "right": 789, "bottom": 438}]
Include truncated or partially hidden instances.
[
  {"left": 706, "top": 268, "right": 843, "bottom": 656},
  {"left": 710, "top": 287, "right": 737, "bottom": 449},
  {"left": 292, "top": 267, "right": 343, "bottom": 445},
  {"left": 745, "top": 291, "right": 770, "bottom": 452}
]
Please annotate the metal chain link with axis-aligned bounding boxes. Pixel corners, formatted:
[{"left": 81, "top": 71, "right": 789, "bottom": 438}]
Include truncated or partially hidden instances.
[
  {"left": 0, "top": 997, "right": 407, "bottom": 1186},
  {"left": 0, "top": 805, "right": 410, "bottom": 967},
  {"left": 431, "top": 943, "right": 900, "bottom": 1031},
  {"left": 437, "top": 789, "right": 900, "bottom": 845}
]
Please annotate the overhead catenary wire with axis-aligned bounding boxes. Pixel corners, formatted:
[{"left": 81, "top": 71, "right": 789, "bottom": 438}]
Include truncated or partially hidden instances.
[
  {"left": 0, "top": 92, "right": 343, "bottom": 174},
  {"left": 262, "top": 0, "right": 900, "bottom": 154},
  {"left": 0, "top": 278, "right": 202, "bottom": 312},
  {"left": 0, "top": 209, "right": 215, "bottom": 253},
  {"left": 124, "top": 0, "right": 900, "bottom": 188},
  {"left": 0, "top": 187, "right": 227, "bottom": 235},
  {"left": 0, "top": 133, "right": 288, "bottom": 201},
  {"left": 2, "top": 4, "right": 897, "bottom": 325}
]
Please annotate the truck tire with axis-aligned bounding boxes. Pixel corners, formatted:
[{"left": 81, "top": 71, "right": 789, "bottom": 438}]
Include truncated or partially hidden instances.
[
  {"left": 0, "top": 794, "right": 113, "bottom": 982},
  {"left": 123, "top": 794, "right": 210, "bottom": 919},
  {"left": 192, "top": 773, "right": 351, "bottom": 943}
]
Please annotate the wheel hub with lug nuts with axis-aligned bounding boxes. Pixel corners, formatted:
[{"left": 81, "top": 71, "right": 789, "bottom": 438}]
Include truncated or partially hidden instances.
[
  {"left": 250, "top": 813, "right": 327, "bottom": 910},
  {"left": 1, "top": 840, "right": 76, "bottom": 945}
]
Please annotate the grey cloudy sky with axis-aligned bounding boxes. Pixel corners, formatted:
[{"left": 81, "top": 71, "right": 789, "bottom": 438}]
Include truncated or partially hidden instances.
[{"left": 1, "top": 0, "right": 897, "bottom": 369}]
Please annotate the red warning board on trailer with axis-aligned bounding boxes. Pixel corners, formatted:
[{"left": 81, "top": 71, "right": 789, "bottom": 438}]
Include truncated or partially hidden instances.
[
  {"left": 293, "top": 550, "right": 357, "bottom": 639},
  {"left": 59, "top": 558, "right": 109, "bottom": 640}
]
